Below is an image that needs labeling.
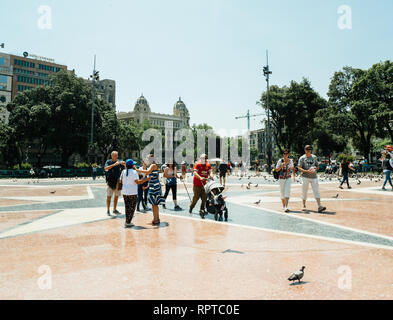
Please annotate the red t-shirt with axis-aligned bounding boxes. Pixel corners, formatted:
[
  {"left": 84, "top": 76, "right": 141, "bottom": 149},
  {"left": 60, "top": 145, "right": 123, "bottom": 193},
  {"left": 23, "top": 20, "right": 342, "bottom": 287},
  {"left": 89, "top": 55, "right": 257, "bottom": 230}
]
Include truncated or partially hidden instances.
[{"left": 193, "top": 162, "right": 212, "bottom": 187}]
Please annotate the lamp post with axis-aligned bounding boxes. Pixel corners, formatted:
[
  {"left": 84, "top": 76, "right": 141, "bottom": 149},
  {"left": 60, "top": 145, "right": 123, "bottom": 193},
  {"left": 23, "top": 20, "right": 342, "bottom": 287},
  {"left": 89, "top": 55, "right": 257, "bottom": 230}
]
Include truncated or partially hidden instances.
[
  {"left": 25, "top": 145, "right": 31, "bottom": 163},
  {"left": 89, "top": 55, "right": 99, "bottom": 164},
  {"left": 263, "top": 50, "right": 273, "bottom": 173}
]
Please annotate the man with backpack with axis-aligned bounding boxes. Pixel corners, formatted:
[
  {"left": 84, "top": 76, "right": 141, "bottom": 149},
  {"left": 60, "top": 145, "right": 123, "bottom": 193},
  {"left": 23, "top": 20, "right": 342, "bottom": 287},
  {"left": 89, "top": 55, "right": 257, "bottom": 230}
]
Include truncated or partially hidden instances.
[{"left": 104, "top": 151, "right": 125, "bottom": 216}]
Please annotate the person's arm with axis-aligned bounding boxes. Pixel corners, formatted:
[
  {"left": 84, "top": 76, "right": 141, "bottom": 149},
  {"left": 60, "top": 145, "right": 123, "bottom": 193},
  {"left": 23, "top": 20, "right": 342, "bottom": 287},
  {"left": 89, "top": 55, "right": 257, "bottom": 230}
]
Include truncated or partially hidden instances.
[
  {"left": 274, "top": 160, "right": 283, "bottom": 172},
  {"left": 163, "top": 167, "right": 169, "bottom": 179},
  {"left": 136, "top": 164, "right": 156, "bottom": 175},
  {"left": 297, "top": 158, "right": 310, "bottom": 174},
  {"left": 209, "top": 166, "right": 214, "bottom": 179},
  {"left": 135, "top": 177, "right": 151, "bottom": 185},
  {"left": 105, "top": 161, "right": 120, "bottom": 171},
  {"left": 174, "top": 167, "right": 180, "bottom": 179}
]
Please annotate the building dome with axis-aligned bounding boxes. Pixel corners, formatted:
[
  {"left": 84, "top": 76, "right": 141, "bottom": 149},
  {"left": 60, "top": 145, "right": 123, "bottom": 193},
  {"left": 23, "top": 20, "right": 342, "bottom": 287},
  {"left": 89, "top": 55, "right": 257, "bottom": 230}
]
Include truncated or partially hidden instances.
[
  {"left": 173, "top": 97, "right": 189, "bottom": 117},
  {"left": 134, "top": 94, "right": 151, "bottom": 113}
]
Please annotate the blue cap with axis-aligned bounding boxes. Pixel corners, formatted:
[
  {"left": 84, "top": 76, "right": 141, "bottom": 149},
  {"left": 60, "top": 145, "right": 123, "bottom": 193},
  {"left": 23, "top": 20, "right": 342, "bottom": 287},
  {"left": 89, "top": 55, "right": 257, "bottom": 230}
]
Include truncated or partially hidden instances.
[{"left": 126, "top": 159, "right": 137, "bottom": 167}]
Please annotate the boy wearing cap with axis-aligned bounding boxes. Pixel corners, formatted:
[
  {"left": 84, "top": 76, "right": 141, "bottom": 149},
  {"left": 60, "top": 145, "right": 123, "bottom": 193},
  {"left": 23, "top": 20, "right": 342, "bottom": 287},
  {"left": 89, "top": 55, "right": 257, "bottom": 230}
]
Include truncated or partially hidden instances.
[
  {"left": 298, "top": 145, "right": 326, "bottom": 213},
  {"left": 120, "top": 159, "right": 151, "bottom": 228}
]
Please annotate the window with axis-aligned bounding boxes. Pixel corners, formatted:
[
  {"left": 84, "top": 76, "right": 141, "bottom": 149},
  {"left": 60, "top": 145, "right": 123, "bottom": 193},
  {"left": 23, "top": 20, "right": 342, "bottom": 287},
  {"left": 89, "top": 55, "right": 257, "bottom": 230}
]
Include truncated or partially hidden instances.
[
  {"left": 0, "top": 58, "right": 4, "bottom": 66},
  {"left": 0, "top": 75, "right": 7, "bottom": 90}
]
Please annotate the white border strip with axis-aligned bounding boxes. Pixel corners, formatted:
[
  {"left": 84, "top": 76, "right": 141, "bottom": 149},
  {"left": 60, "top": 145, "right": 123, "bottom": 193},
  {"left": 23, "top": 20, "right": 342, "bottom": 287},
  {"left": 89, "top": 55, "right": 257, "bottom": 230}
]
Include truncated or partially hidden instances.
[
  {"left": 226, "top": 200, "right": 393, "bottom": 243},
  {"left": 160, "top": 212, "right": 393, "bottom": 251}
]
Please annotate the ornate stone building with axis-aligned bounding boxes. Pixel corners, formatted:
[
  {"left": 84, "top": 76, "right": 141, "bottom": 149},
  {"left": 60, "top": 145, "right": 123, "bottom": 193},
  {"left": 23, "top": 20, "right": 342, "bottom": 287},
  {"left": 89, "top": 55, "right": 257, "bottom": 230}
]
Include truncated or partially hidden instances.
[{"left": 117, "top": 95, "right": 190, "bottom": 129}]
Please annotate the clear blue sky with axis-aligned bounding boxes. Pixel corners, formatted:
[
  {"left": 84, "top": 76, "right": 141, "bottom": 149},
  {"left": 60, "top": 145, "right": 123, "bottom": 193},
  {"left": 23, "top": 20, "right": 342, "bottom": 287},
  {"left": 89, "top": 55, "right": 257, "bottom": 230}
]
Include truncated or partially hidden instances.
[{"left": 1, "top": 0, "right": 392, "bottom": 132}]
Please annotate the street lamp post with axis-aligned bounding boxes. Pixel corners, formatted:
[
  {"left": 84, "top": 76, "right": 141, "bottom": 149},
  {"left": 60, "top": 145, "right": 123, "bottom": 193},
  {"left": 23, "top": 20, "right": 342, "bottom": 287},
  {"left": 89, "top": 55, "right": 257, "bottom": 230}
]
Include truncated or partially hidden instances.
[
  {"left": 263, "top": 50, "right": 273, "bottom": 173},
  {"left": 89, "top": 55, "right": 99, "bottom": 164}
]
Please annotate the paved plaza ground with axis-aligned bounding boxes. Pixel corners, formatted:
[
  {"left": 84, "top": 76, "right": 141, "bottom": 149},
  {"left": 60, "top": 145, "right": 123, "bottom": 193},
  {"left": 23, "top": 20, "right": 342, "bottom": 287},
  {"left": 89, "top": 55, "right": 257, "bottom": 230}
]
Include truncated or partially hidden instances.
[{"left": 0, "top": 174, "right": 392, "bottom": 300}]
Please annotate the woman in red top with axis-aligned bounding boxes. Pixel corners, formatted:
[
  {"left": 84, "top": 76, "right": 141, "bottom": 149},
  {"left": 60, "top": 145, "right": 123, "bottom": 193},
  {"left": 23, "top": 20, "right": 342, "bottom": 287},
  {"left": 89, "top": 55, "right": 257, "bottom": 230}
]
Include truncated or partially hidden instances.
[{"left": 189, "top": 154, "right": 213, "bottom": 219}]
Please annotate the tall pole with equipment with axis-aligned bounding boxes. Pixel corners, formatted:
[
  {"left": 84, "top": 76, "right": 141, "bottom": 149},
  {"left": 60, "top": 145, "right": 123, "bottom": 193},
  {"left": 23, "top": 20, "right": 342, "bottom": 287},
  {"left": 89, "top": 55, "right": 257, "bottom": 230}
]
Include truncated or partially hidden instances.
[
  {"left": 89, "top": 55, "right": 99, "bottom": 164},
  {"left": 263, "top": 50, "right": 273, "bottom": 173}
]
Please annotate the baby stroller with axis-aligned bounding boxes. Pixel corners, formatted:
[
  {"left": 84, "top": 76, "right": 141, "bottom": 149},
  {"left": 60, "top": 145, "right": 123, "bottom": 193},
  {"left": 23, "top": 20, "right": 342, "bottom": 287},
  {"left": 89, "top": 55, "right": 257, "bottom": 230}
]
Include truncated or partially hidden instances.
[{"left": 204, "top": 180, "right": 228, "bottom": 222}]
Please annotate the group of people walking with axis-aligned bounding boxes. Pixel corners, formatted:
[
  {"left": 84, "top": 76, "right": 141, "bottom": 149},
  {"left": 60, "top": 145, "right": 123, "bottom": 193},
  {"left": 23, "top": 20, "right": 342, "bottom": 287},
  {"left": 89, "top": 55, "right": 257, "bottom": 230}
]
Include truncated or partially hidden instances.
[
  {"left": 274, "top": 145, "right": 327, "bottom": 213},
  {"left": 104, "top": 144, "right": 393, "bottom": 227},
  {"left": 104, "top": 152, "right": 164, "bottom": 227},
  {"left": 104, "top": 151, "right": 216, "bottom": 228}
]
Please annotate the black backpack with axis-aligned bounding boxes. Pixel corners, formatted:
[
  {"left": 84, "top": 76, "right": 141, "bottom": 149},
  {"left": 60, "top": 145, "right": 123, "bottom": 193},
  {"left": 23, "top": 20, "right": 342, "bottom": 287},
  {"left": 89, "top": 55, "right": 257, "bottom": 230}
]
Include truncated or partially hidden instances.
[
  {"left": 387, "top": 159, "right": 393, "bottom": 171},
  {"left": 273, "top": 159, "right": 284, "bottom": 180}
]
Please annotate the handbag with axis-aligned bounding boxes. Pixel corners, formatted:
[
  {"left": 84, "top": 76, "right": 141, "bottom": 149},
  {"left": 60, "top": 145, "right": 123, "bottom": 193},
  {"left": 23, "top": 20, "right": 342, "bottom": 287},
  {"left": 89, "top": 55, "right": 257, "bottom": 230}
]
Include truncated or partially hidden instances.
[
  {"left": 166, "top": 177, "right": 177, "bottom": 186},
  {"left": 117, "top": 172, "right": 123, "bottom": 191},
  {"left": 273, "top": 159, "right": 284, "bottom": 180},
  {"left": 117, "top": 178, "right": 123, "bottom": 191}
]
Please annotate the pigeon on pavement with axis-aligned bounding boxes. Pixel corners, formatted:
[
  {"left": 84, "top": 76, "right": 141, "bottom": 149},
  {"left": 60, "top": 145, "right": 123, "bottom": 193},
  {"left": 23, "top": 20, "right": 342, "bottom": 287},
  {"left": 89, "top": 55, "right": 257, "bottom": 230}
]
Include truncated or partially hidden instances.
[{"left": 288, "top": 266, "right": 305, "bottom": 283}]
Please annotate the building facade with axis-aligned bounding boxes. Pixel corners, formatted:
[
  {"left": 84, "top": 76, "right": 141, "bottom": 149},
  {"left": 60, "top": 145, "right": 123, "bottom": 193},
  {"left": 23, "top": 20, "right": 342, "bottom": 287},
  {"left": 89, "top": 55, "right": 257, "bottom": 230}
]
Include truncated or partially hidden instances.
[
  {"left": 249, "top": 124, "right": 276, "bottom": 163},
  {"left": 117, "top": 95, "right": 190, "bottom": 129},
  {"left": 0, "top": 53, "right": 12, "bottom": 124},
  {"left": 9, "top": 53, "right": 67, "bottom": 99},
  {"left": 85, "top": 79, "right": 116, "bottom": 110},
  {"left": 0, "top": 51, "right": 68, "bottom": 124}
]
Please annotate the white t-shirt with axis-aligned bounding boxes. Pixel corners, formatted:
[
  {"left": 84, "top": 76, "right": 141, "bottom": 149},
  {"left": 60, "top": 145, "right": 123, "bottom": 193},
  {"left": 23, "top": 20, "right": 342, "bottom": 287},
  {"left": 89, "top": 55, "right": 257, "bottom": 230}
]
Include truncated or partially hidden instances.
[{"left": 121, "top": 169, "right": 139, "bottom": 195}]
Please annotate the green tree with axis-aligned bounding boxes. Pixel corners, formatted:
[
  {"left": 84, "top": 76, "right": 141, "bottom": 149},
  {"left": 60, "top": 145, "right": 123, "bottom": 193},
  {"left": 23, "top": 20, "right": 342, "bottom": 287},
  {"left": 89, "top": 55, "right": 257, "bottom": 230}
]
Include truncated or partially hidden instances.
[
  {"left": 260, "top": 78, "right": 328, "bottom": 155},
  {"left": 49, "top": 71, "right": 91, "bottom": 166},
  {"left": 365, "top": 61, "right": 393, "bottom": 141},
  {"left": 327, "top": 67, "right": 377, "bottom": 162}
]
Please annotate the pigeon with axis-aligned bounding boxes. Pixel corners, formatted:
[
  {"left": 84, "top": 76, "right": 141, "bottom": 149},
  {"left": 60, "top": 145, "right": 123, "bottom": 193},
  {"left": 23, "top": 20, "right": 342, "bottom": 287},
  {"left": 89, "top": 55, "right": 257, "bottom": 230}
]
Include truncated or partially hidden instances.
[
  {"left": 332, "top": 194, "right": 339, "bottom": 199},
  {"left": 254, "top": 200, "right": 261, "bottom": 205},
  {"left": 50, "top": 191, "right": 56, "bottom": 194},
  {"left": 288, "top": 266, "right": 305, "bottom": 283}
]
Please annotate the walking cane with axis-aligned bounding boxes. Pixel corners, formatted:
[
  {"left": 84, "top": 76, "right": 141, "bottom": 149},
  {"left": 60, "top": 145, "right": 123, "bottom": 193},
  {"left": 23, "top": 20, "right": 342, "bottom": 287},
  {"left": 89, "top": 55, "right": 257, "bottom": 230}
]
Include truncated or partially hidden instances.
[{"left": 181, "top": 177, "right": 192, "bottom": 202}]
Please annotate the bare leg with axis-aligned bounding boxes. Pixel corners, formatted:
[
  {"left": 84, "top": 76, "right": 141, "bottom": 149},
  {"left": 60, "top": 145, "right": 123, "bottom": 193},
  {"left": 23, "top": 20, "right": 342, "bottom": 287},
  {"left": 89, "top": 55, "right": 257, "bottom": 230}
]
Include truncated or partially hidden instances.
[
  {"left": 113, "top": 196, "right": 119, "bottom": 211},
  {"left": 152, "top": 205, "right": 159, "bottom": 222},
  {"left": 106, "top": 196, "right": 112, "bottom": 212},
  {"left": 281, "top": 198, "right": 285, "bottom": 208},
  {"left": 316, "top": 198, "right": 321, "bottom": 207}
]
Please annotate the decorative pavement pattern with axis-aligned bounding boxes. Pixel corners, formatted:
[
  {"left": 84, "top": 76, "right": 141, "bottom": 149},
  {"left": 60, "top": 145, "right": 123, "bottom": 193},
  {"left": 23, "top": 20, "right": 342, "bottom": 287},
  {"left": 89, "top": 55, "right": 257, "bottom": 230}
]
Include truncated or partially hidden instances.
[{"left": 0, "top": 175, "right": 392, "bottom": 299}]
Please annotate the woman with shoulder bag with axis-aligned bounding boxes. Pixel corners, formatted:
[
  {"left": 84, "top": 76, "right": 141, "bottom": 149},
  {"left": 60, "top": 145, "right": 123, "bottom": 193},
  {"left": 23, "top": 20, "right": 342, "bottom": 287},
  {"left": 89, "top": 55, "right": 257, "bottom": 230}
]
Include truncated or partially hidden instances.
[
  {"left": 163, "top": 161, "right": 182, "bottom": 211},
  {"left": 274, "top": 149, "right": 296, "bottom": 212}
]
